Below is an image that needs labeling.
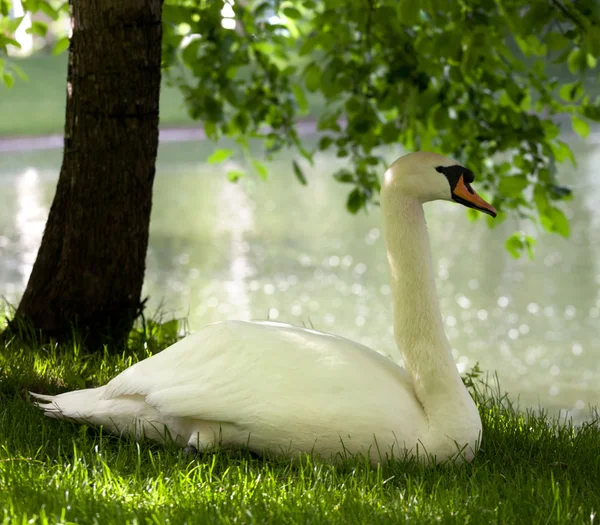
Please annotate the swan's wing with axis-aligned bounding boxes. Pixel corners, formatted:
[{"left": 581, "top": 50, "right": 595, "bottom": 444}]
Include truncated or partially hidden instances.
[
  {"left": 102, "top": 320, "right": 416, "bottom": 425},
  {"left": 103, "top": 322, "right": 254, "bottom": 416}
]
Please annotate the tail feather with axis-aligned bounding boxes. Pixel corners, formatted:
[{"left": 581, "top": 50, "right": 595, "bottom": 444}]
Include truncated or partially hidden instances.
[
  {"left": 29, "top": 387, "right": 195, "bottom": 447},
  {"left": 29, "top": 387, "right": 186, "bottom": 443},
  {"left": 29, "top": 387, "right": 105, "bottom": 421},
  {"left": 29, "top": 392, "right": 55, "bottom": 402},
  {"left": 30, "top": 391, "right": 65, "bottom": 419}
]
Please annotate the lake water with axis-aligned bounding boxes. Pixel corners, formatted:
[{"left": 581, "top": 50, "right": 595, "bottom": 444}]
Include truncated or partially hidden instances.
[{"left": 1, "top": 135, "right": 599, "bottom": 422}]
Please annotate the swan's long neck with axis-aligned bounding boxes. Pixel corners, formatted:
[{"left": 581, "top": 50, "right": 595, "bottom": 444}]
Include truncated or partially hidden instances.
[{"left": 382, "top": 192, "right": 465, "bottom": 412}]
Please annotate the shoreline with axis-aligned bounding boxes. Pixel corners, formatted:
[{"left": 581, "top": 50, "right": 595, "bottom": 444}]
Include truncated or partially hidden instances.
[
  {"left": 2, "top": 118, "right": 598, "bottom": 154},
  {"left": 0, "top": 120, "right": 323, "bottom": 153}
]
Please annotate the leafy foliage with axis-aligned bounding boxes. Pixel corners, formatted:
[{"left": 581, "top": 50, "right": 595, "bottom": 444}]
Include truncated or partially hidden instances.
[
  {"left": 160, "top": 0, "right": 599, "bottom": 257},
  {"left": 3, "top": 0, "right": 600, "bottom": 257}
]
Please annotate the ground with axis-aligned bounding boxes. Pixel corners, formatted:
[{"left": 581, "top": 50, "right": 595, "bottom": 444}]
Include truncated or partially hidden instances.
[{"left": 1, "top": 318, "right": 599, "bottom": 525}]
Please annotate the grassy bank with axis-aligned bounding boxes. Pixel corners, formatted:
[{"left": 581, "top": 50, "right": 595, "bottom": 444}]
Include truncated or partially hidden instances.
[
  {"left": 0, "top": 54, "right": 194, "bottom": 136},
  {"left": 1, "top": 319, "right": 599, "bottom": 525}
]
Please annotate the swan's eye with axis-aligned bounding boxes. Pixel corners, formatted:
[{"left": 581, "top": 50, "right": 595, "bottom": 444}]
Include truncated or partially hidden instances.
[{"left": 463, "top": 170, "right": 475, "bottom": 184}]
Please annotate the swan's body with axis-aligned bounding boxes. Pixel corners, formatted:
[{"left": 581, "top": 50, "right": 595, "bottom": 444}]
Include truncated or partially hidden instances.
[{"left": 32, "top": 152, "right": 497, "bottom": 465}]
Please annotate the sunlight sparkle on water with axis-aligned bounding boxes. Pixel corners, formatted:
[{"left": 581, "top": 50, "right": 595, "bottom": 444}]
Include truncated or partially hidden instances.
[
  {"left": 16, "top": 168, "right": 46, "bottom": 289},
  {"left": 497, "top": 296, "right": 509, "bottom": 308}
]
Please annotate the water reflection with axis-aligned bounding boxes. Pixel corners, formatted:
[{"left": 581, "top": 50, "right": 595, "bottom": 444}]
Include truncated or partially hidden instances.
[
  {"left": 15, "top": 168, "right": 46, "bottom": 289},
  {"left": 211, "top": 161, "right": 255, "bottom": 320},
  {"left": 0, "top": 138, "right": 598, "bottom": 421},
  {"left": 0, "top": 167, "right": 48, "bottom": 301}
]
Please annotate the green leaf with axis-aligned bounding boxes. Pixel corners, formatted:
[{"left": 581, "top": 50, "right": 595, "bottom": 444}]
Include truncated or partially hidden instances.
[
  {"left": 304, "top": 63, "right": 321, "bottom": 92},
  {"left": 397, "top": 0, "right": 420, "bottom": 25},
  {"left": 381, "top": 121, "right": 400, "bottom": 143},
  {"left": 52, "top": 36, "right": 70, "bottom": 55},
  {"left": 227, "top": 170, "right": 244, "bottom": 182},
  {"left": 504, "top": 232, "right": 536, "bottom": 259},
  {"left": 345, "top": 97, "right": 362, "bottom": 114},
  {"left": 587, "top": 53, "right": 597, "bottom": 69},
  {"left": 39, "top": 0, "right": 59, "bottom": 20},
  {"left": 317, "top": 110, "right": 342, "bottom": 132},
  {"left": 163, "top": 4, "right": 194, "bottom": 24},
  {"left": 6, "top": 16, "right": 24, "bottom": 33},
  {"left": 548, "top": 207, "right": 570, "bottom": 237},
  {"left": 540, "top": 206, "right": 570, "bottom": 237},
  {"left": 318, "top": 136, "right": 333, "bottom": 151},
  {"left": 181, "top": 39, "right": 201, "bottom": 66},
  {"left": 352, "top": 117, "right": 375, "bottom": 134},
  {"left": 252, "top": 159, "right": 268, "bottom": 180},
  {"left": 559, "top": 82, "right": 582, "bottom": 102},
  {"left": 587, "top": 28, "right": 600, "bottom": 56},
  {"left": 498, "top": 175, "right": 528, "bottom": 197},
  {"left": 204, "top": 120, "right": 218, "bottom": 140},
  {"left": 0, "top": 35, "right": 21, "bottom": 49},
  {"left": 581, "top": 103, "right": 600, "bottom": 122},
  {"left": 571, "top": 115, "right": 590, "bottom": 138},
  {"left": 346, "top": 188, "right": 365, "bottom": 214},
  {"left": 208, "top": 148, "right": 233, "bottom": 164},
  {"left": 292, "top": 84, "right": 307, "bottom": 113},
  {"left": 522, "top": 35, "right": 546, "bottom": 56},
  {"left": 223, "top": 86, "right": 243, "bottom": 107},
  {"left": 26, "top": 21, "right": 48, "bottom": 37},
  {"left": 524, "top": 235, "right": 536, "bottom": 260},
  {"left": 545, "top": 32, "right": 570, "bottom": 51},
  {"left": 534, "top": 185, "right": 549, "bottom": 214},
  {"left": 3, "top": 72, "right": 13, "bottom": 88},
  {"left": 252, "top": 41, "right": 275, "bottom": 55},
  {"left": 253, "top": 1, "right": 270, "bottom": 17},
  {"left": 505, "top": 233, "right": 524, "bottom": 259},
  {"left": 542, "top": 120, "right": 560, "bottom": 140},
  {"left": 550, "top": 141, "right": 575, "bottom": 165},
  {"left": 333, "top": 169, "right": 354, "bottom": 183},
  {"left": 567, "top": 48, "right": 586, "bottom": 74},
  {"left": 298, "top": 36, "right": 317, "bottom": 56},
  {"left": 282, "top": 6, "right": 301, "bottom": 19},
  {"left": 540, "top": 214, "right": 553, "bottom": 233},
  {"left": 292, "top": 160, "right": 307, "bottom": 185}
]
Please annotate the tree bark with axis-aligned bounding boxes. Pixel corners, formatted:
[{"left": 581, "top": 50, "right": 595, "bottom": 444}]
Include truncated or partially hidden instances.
[{"left": 14, "top": 0, "right": 163, "bottom": 349}]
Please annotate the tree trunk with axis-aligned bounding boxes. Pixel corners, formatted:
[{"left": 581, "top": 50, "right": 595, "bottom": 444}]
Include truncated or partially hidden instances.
[{"left": 14, "top": 0, "right": 163, "bottom": 349}]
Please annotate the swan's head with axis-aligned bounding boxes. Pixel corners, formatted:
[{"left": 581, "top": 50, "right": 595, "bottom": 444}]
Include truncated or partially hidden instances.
[{"left": 383, "top": 152, "right": 497, "bottom": 217}]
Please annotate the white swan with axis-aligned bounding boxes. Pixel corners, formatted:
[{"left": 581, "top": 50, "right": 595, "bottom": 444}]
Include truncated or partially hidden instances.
[{"left": 31, "top": 151, "right": 497, "bottom": 465}]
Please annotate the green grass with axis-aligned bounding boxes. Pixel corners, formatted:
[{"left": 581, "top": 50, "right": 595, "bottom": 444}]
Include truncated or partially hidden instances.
[
  {"left": 1, "top": 316, "right": 600, "bottom": 525},
  {"left": 0, "top": 53, "right": 194, "bottom": 136}
]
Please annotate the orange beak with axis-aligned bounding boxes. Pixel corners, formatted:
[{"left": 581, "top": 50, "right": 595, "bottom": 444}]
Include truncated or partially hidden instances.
[{"left": 452, "top": 175, "right": 497, "bottom": 218}]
